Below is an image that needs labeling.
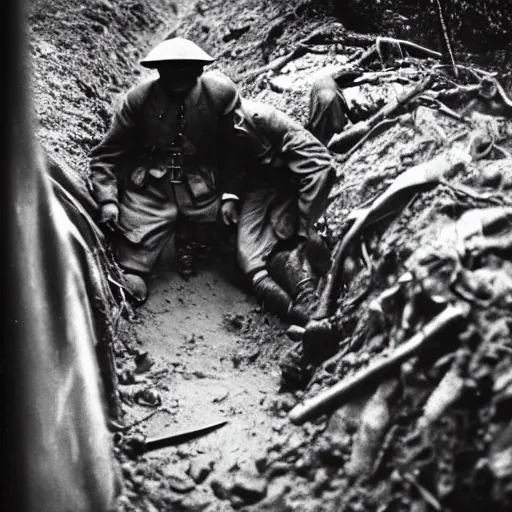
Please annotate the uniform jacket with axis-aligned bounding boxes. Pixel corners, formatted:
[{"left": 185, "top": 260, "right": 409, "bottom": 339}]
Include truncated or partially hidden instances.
[
  {"left": 233, "top": 100, "right": 336, "bottom": 236},
  {"left": 90, "top": 70, "right": 242, "bottom": 208}
]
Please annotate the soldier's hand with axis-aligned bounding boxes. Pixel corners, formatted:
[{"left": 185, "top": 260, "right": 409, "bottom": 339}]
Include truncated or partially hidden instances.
[
  {"left": 100, "top": 203, "right": 120, "bottom": 231},
  {"left": 221, "top": 200, "right": 239, "bottom": 226}
]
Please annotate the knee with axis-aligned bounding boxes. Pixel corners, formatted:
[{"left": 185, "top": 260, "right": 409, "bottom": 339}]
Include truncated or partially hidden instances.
[{"left": 311, "top": 76, "right": 339, "bottom": 106}]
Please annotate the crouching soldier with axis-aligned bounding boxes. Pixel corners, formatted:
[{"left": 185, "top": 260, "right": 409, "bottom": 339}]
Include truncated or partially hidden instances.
[
  {"left": 231, "top": 99, "right": 336, "bottom": 326},
  {"left": 89, "top": 37, "right": 242, "bottom": 303}
]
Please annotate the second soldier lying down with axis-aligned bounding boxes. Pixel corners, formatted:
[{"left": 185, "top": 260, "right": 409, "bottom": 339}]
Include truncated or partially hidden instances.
[{"left": 231, "top": 99, "right": 336, "bottom": 325}]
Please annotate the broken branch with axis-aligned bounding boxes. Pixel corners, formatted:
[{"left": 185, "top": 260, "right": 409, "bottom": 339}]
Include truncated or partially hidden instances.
[
  {"left": 289, "top": 303, "right": 469, "bottom": 425},
  {"left": 234, "top": 44, "right": 309, "bottom": 82},
  {"left": 328, "top": 74, "right": 435, "bottom": 153}
]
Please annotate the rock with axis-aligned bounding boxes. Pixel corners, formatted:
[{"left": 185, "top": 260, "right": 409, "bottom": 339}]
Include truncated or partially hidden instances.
[
  {"left": 229, "top": 495, "right": 246, "bottom": 509},
  {"left": 212, "top": 390, "right": 229, "bottom": 403},
  {"left": 313, "top": 467, "right": 329, "bottom": 496},
  {"left": 231, "top": 471, "right": 268, "bottom": 504},
  {"left": 285, "top": 430, "right": 305, "bottom": 452},
  {"left": 294, "top": 456, "right": 313, "bottom": 476},
  {"left": 210, "top": 476, "right": 232, "bottom": 500},
  {"left": 188, "top": 456, "right": 214, "bottom": 484},
  {"left": 120, "top": 461, "right": 136, "bottom": 478},
  {"left": 267, "top": 461, "right": 290, "bottom": 478},
  {"left": 255, "top": 456, "right": 267, "bottom": 473},
  {"left": 480, "top": 166, "right": 503, "bottom": 188},
  {"left": 326, "top": 393, "right": 370, "bottom": 436},
  {"left": 37, "top": 40, "right": 57, "bottom": 56},
  {"left": 133, "top": 387, "right": 161, "bottom": 407},
  {"left": 254, "top": 477, "right": 292, "bottom": 512},
  {"left": 243, "top": 347, "right": 260, "bottom": 362},
  {"left": 179, "top": 493, "right": 213, "bottom": 511},
  {"left": 269, "top": 75, "right": 295, "bottom": 93},
  {"left": 164, "top": 469, "right": 196, "bottom": 493},
  {"left": 134, "top": 351, "right": 154, "bottom": 374},
  {"left": 142, "top": 499, "right": 160, "bottom": 512}
]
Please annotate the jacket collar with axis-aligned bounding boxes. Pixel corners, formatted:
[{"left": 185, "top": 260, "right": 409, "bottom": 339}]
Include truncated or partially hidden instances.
[{"left": 153, "top": 76, "right": 203, "bottom": 109}]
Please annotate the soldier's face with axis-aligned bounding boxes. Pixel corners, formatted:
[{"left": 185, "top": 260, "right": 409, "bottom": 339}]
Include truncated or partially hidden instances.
[{"left": 157, "top": 62, "right": 204, "bottom": 93}]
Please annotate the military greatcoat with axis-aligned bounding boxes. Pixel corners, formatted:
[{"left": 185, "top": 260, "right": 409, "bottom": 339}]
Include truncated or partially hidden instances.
[
  {"left": 233, "top": 100, "right": 336, "bottom": 275},
  {"left": 90, "top": 70, "right": 242, "bottom": 273}
]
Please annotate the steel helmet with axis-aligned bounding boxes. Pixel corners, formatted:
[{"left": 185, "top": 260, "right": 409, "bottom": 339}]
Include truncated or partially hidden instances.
[{"left": 140, "top": 37, "right": 215, "bottom": 68}]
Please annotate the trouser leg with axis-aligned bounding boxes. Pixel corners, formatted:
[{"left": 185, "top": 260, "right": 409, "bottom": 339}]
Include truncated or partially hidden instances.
[
  {"left": 237, "top": 187, "right": 280, "bottom": 276},
  {"left": 115, "top": 178, "right": 179, "bottom": 274},
  {"left": 306, "top": 75, "right": 350, "bottom": 146},
  {"left": 113, "top": 179, "right": 179, "bottom": 302},
  {"left": 251, "top": 269, "right": 294, "bottom": 320}
]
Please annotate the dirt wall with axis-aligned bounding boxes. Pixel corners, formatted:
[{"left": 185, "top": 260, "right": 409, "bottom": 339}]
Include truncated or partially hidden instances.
[{"left": 29, "top": 0, "right": 177, "bottom": 176}]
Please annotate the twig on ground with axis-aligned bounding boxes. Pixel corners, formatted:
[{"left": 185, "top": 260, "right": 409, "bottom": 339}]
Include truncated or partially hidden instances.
[
  {"left": 236, "top": 23, "right": 337, "bottom": 82},
  {"left": 289, "top": 303, "right": 469, "bottom": 425},
  {"left": 234, "top": 44, "right": 309, "bottom": 82},
  {"left": 328, "top": 74, "right": 435, "bottom": 153}
]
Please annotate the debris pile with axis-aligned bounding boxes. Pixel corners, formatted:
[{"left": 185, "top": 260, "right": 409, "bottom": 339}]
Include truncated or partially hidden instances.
[{"left": 247, "top": 38, "right": 512, "bottom": 511}]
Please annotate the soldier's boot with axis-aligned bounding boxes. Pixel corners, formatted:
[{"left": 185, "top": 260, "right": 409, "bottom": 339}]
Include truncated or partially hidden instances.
[
  {"left": 268, "top": 245, "right": 319, "bottom": 325},
  {"left": 279, "top": 342, "right": 313, "bottom": 388},
  {"left": 177, "top": 243, "right": 197, "bottom": 280},
  {"left": 251, "top": 270, "right": 297, "bottom": 322},
  {"left": 292, "top": 275, "right": 319, "bottom": 323},
  {"left": 175, "top": 218, "right": 199, "bottom": 280}
]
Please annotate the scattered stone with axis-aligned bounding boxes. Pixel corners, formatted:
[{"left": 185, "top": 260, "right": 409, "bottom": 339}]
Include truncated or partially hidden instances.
[
  {"left": 269, "top": 75, "right": 295, "bottom": 93},
  {"left": 313, "top": 467, "right": 329, "bottom": 496},
  {"left": 223, "top": 313, "right": 245, "bottom": 332},
  {"left": 134, "top": 351, "right": 154, "bottom": 374},
  {"left": 285, "top": 430, "right": 305, "bottom": 452},
  {"left": 229, "top": 494, "right": 246, "bottom": 509},
  {"left": 118, "top": 369, "right": 136, "bottom": 385},
  {"left": 212, "top": 390, "right": 229, "bottom": 403},
  {"left": 231, "top": 471, "right": 268, "bottom": 504},
  {"left": 255, "top": 456, "right": 268, "bottom": 473},
  {"left": 222, "top": 25, "right": 251, "bottom": 42},
  {"left": 165, "top": 470, "right": 197, "bottom": 493},
  {"left": 210, "top": 476, "right": 232, "bottom": 500},
  {"left": 37, "top": 40, "right": 57, "bottom": 56},
  {"left": 480, "top": 166, "right": 503, "bottom": 188},
  {"left": 188, "top": 456, "right": 214, "bottom": 484},
  {"left": 272, "top": 395, "right": 296, "bottom": 414},
  {"left": 133, "top": 387, "right": 161, "bottom": 407},
  {"left": 131, "top": 474, "right": 144, "bottom": 489},
  {"left": 232, "top": 353, "right": 242, "bottom": 368},
  {"left": 179, "top": 493, "right": 213, "bottom": 512},
  {"left": 142, "top": 499, "right": 160, "bottom": 512},
  {"left": 294, "top": 455, "right": 313, "bottom": 476},
  {"left": 253, "top": 477, "right": 292, "bottom": 511},
  {"left": 243, "top": 347, "right": 261, "bottom": 362},
  {"left": 120, "top": 461, "right": 136, "bottom": 479},
  {"left": 267, "top": 461, "right": 291, "bottom": 478}
]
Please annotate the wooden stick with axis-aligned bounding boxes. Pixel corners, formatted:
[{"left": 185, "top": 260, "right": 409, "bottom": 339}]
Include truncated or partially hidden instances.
[
  {"left": 289, "top": 303, "right": 469, "bottom": 425},
  {"left": 234, "top": 44, "right": 309, "bottom": 82},
  {"left": 328, "top": 74, "right": 435, "bottom": 153}
]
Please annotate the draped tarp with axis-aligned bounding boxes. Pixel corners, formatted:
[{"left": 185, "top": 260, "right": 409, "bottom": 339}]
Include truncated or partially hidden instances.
[{"left": 2, "top": 1, "right": 117, "bottom": 510}]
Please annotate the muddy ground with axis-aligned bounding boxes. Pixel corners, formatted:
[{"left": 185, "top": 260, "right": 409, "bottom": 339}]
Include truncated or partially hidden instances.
[{"left": 30, "top": 0, "right": 512, "bottom": 511}]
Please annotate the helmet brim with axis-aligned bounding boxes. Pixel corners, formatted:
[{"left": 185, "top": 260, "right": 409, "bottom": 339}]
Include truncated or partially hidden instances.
[{"left": 140, "top": 58, "right": 214, "bottom": 69}]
